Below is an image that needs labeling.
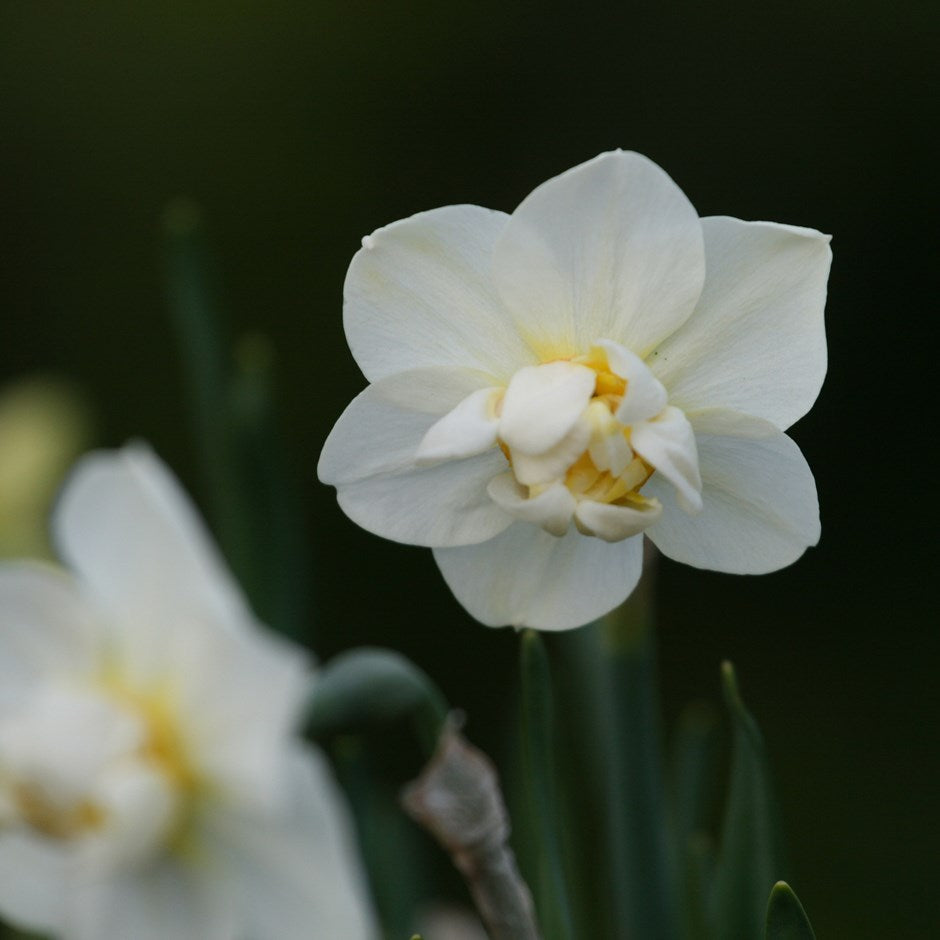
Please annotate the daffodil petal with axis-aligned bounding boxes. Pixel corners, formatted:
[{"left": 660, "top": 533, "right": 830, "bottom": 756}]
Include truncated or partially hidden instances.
[
  {"left": 319, "top": 368, "right": 495, "bottom": 484},
  {"left": 596, "top": 339, "right": 668, "bottom": 426},
  {"left": 493, "top": 151, "right": 705, "bottom": 359},
  {"left": 574, "top": 498, "right": 662, "bottom": 542},
  {"left": 344, "top": 205, "right": 536, "bottom": 383},
  {"left": 644, "top": 408, "right": 820, "bottom": 573},
  {"left": 0, "top": 563, "right": 99, "bottom": 702},
  {"left": 334, "top": 456, "right": 511, "bottom": 549},
  {"left": 52, "top": 445, "right": 257, "bottom": 645},
  {"left": 178, "top": 622, "right": 310, "bottom": 813},
  {"left": 631, "top": 406, "right": 703, "bottom": 512},
  {"left": 0, "top": 833, "right": 67, "bottom": 935},
  {"left": 318, "top": 370, "right": 512, "bottom": 547},
  {"left": 487, "top": 474, "right": 576, "bottom": 536},
  {"left": 499, "top": 361, "right": 595, "bottom": 455},
  {"left": 433, "top": 523, "right": 644, "bottom": 631},
  {"left": 649, "top": 218, "right": 831, "bottom": 430},
  {"left": 66, "top": 861, "right": 234, "bottom": 940},
  {"left": 509, "top": 414, "right": 592, "bottom": 486},
  {"left": 415, "top": 387, "right": 502, "bottom": 466},
  {"left": 202, "top": 749, "right": 379, "bottom": 940}
]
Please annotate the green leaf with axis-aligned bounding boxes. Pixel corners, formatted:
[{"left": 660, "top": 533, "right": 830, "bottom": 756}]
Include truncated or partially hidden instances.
[
  {"left": 163, "top": 203, "right": 311, "bottom": 642},
  {"left": 162, "top": 199, "right": 251, "bottom": 582},
  {"left": 670, "top": 702, "right": 721, "bottom": 940},
  {"left": 520, "top": 630, "right": 574, "bottom": 940},
  {"left": 765, "top": 882, "right": 816, "bottom": 940},
  {"left": 708, "top": 662, "right": 786, "bottom": 940},
  {"left": 306, "top": 648, "right": 448, "bottom": 759},
  {"left": 671, "top": 701, "right": 721, "bottom": 844},
  {"left": 226, "top": 333, "right": 312, "bottom": 642}
]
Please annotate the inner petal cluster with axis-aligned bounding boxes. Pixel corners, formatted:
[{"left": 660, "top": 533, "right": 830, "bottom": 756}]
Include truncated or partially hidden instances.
[
  {"left": 417, "top": 339, "right": 703, "bottom": 542},
  {"left": 0, "top": 676, "right": 194, "bottom": 865}
]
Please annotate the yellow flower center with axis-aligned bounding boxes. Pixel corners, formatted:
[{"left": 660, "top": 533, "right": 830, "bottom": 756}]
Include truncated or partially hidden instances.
[
  {"left": 6, "top": 673, "right": 196, "bottom": 850},
  {"left": 501, "top": 345, "right": 657, "bottom": 513},
  {"left": 14, "top": 785, "right": 105, "bottom": 840},
  {"left": 101, "top": 674, "right": 197, "bottom": 793}
]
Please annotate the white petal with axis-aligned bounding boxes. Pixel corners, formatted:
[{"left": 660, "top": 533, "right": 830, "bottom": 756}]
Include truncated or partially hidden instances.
[
  {"left": 574, "top": 498, "right": 662, "bottom": 542},
  {"left": 319, "top": 368, "right": 494, "bottom": 485},
  {"left": 179, "top": 623, "right": 309, "bottom": 814},
  {"left": 644, "top": 408, "right": 820, "bottom": 574},
  {"left": 588, "top": 425, "right": 633, "bottom": 477},
  {"left": 0, "top": 563, "right": 100, "bottom": 705},
  {"left": 66, "top": 860, "right": 235, "bottom": 940},
  {"left": 631, "top": 406, "right": 703, "bottom": 512},
  {"left": 201, "top": 748, "right": 379, "bottom": 940},
  {"left": 52, "top": 445, "right": 257, "bottom": 654},
  {"left": 493, "top": 151, "right": 705, "bottom": 360},
  {"left": 0, "top": 685, "right": 143, "bottom": 803},
  {"left": 499, "top": 361, "right": 595, "bottom": 455},
  {"left": 86, "top": 761, "right": 178, "bottom": 867},
  {"left": 318, "top": 370, "right": 513, "bottom": 548},
  {"left": 649, "top": 218, "right": 831, "bottom": 429},
  {"left": 0, "top": 831, "right": 68, "bottom": 933},
  {"left": 486, "top": 474, "right": 576, "bottom": 536},
  {"left": 596, "top": 339, "right": 668, "bottom": 425},
  {"left": 416, "top": 387, "right": 502, "bottom": 466},
  {"left": 510, "top": 413, "right": 592, "bottom": 486},
  {"left": 344, "top": 205, "right": 536, "bottom": 383},
  {"left": 433, "top": 523, "right": 645, "bottom": 631}
]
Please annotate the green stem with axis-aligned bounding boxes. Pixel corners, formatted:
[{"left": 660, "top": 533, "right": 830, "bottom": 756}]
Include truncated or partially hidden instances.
[
  {"left": 332, "top": 737, "right": 426, "bottom": 939},
  {"left": 520, "top": 629, "right": 573, "bottom": 940},
  {"left": 600, "top": 557, "right": 679, "bottom": 940}
]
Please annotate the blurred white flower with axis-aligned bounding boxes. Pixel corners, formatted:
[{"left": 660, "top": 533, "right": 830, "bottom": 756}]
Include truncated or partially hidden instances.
[
  {"left": 0, "top": 445, "right": 377, "bottom": 940},
  {"left": 319, "top": 151, "right": 831, "bottom": 631},
  {"left": 0, "top": 376, "right": 91, "bottom": 560},
  {"left": 416, "top": 904, "right": 488, "bottom": 940}
]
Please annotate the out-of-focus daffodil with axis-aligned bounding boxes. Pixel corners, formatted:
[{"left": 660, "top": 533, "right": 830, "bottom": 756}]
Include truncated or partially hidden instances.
[
  {"left": 0, "top": 445, "right": 377, "bottom": 939},
  {"left": 320, "top": 151, "right": 830, "bottom": 630},
  {"left": 0, "top": 377, "right": 91, "bottom": 560}
]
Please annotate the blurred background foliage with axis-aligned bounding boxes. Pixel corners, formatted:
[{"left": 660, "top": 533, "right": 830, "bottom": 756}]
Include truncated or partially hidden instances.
[{"left": 1, "top": 1, "right": 936, "bottom": 936}]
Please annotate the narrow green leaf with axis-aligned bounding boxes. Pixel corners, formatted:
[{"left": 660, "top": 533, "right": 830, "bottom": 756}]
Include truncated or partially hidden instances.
[
  {"left": 670, "top": 702, "right": 721, "bottom": 940},
  {"left": 163, "top": 204, "right": 312, "bottom": 642},
  {"left": 162, "top": 199, "right": 252, "bottom": 584},
  {"left": 520, "top": 629, "right": 573, "bottom": 940},
  {"left": 671, "top": 701, "right": 721, "bottom": 843},
  {"left": 709, "top": 662, "right": 786, "bottom": 940},
  {"left": 765, "top": 882, "right": 816, "bottom": 940},
  {"left": 682, "top": 833, "right": 717, "bottom": 940},
  {"left": 227, "top": 333, "right": 312, "bottom": 642}
]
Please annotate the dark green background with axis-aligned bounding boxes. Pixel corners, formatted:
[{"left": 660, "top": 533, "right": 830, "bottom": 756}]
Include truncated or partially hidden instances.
[{"left": 2, "top": 2, "right": 936, "bottom": 936}]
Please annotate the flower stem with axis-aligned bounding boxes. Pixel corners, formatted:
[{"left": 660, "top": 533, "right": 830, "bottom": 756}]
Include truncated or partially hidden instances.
[
  {"left": 520, "top": 629, "right": 574, "bottom": 940},
  {"left": 600, "top": 554, "right": 680, "bottom": 940}
]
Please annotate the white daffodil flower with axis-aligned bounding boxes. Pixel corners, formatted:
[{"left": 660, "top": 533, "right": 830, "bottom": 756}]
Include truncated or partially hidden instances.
[
  {"left": 0, "top": 445, "right": 378, "bottom": 940},
  {"left": 319, "top": 151, "right": 830, "bottom": 631}
]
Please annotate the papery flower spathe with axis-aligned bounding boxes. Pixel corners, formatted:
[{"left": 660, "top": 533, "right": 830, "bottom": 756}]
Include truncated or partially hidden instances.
[
  {"left": 0, "top": 445, "right": 377, "bottom": 940},
  {"left": 319, "top": 151, "right": 830, "bottom": 630}
]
